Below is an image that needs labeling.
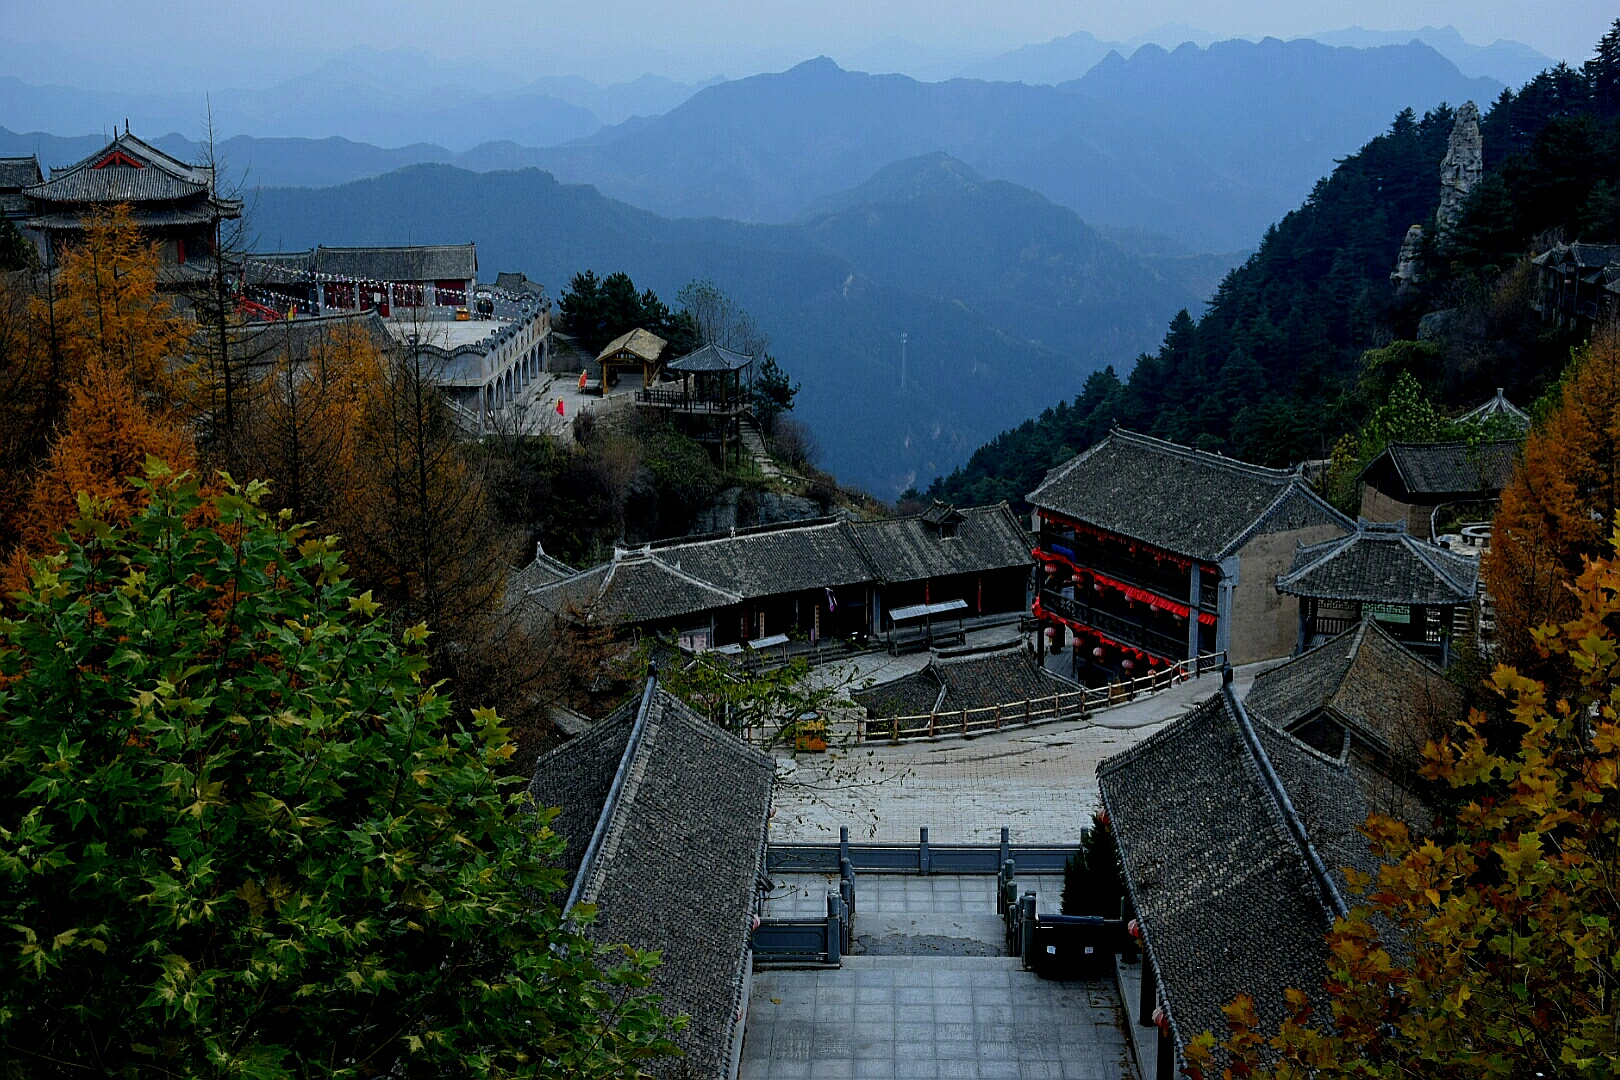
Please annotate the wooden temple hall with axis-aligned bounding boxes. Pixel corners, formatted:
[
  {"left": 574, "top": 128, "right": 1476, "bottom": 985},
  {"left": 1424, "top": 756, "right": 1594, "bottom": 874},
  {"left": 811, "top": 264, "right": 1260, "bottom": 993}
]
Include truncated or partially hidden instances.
[
  {"left": 1028, "top": 430, "right": 1353, "bottom": 681},
  {"left": 10, "top": 129, "right": 242, "bottom": 277},
  {"left": 513, "top": 504, "right": 1035, "bottom": 652}
]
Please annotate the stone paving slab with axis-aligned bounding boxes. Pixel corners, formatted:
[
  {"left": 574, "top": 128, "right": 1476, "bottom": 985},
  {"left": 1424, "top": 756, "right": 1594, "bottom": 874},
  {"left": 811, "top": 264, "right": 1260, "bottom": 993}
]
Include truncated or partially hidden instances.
[
  {"left": 742, "top": 957, "right": 1135, "bottom": 1080},
  {"left": 764, "top": 875, "right": 1064, "bottom": 919},
  {"left": 772, "top": 664, "right": 1272, "bottom": 844}
]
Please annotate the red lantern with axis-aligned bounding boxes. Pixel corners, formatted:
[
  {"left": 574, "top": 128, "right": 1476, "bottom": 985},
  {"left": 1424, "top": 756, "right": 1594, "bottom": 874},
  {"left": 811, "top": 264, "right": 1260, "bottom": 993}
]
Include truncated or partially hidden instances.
[
  {"left": 1092, "top": 646, "right": 1104, "bottom": 659},
  {"left": 1127, "top": 918, "right": 1141, "bottom": 940},
  {"left": 1093, "top": 582, "right": 1102, "bottom": 592},
  {"left": 1122, "top": 659, "right": 1134, "bottom": 671}
]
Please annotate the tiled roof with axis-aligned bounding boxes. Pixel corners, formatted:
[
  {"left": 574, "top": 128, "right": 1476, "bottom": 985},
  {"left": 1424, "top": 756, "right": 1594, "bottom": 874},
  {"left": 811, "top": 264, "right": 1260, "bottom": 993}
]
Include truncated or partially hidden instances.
[
  {"left": 28, "top": 132, "right": 216, "bottom": 204},
  {"left": 525, "top": 550, "right": 743, "bottom": 626},
  {"left": 852, "top": 643, "right": 1073, "bottom": 718},
  {"left": 225, "top": 310, "right": 392, "bottom": 370},
  {"left": 1245, "top": 620, "right": 1465, "bottom": 769},
  {"left": 314, "top": 244, "right": 477, "bottom": 283},
  {"left": 0, "top": 156, "right": 42, "bottom": 190},
  {"left": 1029, "top": 430, "right": 1350, "bottom": 562},
  {"left": 597, "top": 327, "right": 667, "bottom": 364},
  {"left": 852, "top": 504, "right": 1032, "bottom": 582},
  {"left": 530, "top": 683, "right": 773, "bottom": 1080},
  {"left": 1098, "top": 694, "right": 1336, "bottom": 1064},
  {"left": 515, "top": 504, "right": 1030, "bottom": 629},
  {"left": 654, "top": 519, "right": 874, "bottom": 597},
  {"left": 1460, "top": 388, "right": 1530, "bottom": 431},
  {"left": 1361, "top": 440, "right": 1518, "bottom": 498},
  {"left": 1099, "top": 686, "right": 1426, "bottom": 1067},
  {"left": 666, "top": 342, "right": 753, "bottom": 373},
  {"left": 1277, "top": 521, "right": 1478, "bottom": 605},
  {"left": 508, "top": 546, "right": 575, "bottom": 593},
  {"left": 851, "top": 667, "right": 945, "bottom": 718}
]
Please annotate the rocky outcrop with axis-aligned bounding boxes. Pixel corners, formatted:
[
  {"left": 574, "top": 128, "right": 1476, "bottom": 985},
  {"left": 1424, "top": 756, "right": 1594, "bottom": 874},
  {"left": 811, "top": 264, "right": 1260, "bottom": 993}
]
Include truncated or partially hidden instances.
[
  {"left": 691, "top": 487, "right": 822, "bottom": 533},
  {"left": 1390, "top": 224, "right": 1425, "bottom": 291},
  {"left": 1436, "top": 101, "right": 1482, "bottom": 236}
]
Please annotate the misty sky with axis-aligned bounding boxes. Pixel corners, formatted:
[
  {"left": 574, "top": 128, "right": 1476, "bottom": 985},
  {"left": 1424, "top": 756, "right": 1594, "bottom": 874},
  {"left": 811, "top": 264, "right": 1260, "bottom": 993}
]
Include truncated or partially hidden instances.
[{"left": 2, "top": 0, "right": 1614, "bottom": 89}]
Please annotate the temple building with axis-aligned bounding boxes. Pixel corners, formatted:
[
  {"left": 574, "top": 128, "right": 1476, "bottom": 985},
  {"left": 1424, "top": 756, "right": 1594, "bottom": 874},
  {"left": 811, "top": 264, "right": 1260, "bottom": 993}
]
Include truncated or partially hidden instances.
[
  {"left": 245, "top": 244, "right": 479, "bottom": 317},
  {"left": 517, "top": 504, "right": 1033, "bottom": 652},
  {"left": 529, "top": 680, "right": 772, "bottom": 1080},
  {"left": 1531, "top": 241, "right": 1620, "bottom": 331},
  {"left": 1099, "top": 630, "right": 1451, "bottom": 1077},
  {"left": 1357, "top": 439, "right": 1518, "bottom": 539},
  {"left": 19, "top": 130, "right": 241, "bottom": 275},
  {"left": 1277, "top": 519, "right": 1478, "bottom": 665},
  {"left": 1028, "top": 430, "right": 1351, "bottom": 678}
]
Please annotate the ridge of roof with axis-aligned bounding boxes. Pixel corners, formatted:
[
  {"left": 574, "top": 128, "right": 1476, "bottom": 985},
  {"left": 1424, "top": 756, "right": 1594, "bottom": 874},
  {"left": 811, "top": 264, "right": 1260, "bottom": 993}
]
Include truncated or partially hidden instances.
[
  {"left": 1225, "top": 682, "right": 1350, "bottom": 920},
  {"left": 645, "top": 515, "right": 846, "bottom": 551},
  {"left": 1218, "top": 476, "right": 1356, "bottom": 559},
  {"left": 564, "top": 676, "right": 661, "bottom": 914},
  {"left": 1277, "top": 522, "right": 1478, "bottom": 601},
  {"left": 1111, "top": 427, "right": 1298, "bottom": 481}
]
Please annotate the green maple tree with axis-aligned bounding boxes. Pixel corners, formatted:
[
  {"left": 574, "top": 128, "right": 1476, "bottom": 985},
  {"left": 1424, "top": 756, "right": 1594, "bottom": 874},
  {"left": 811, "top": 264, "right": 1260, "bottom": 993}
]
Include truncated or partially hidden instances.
[{"left": 0, "top": 463, "right": 678, "bottom": 1079}]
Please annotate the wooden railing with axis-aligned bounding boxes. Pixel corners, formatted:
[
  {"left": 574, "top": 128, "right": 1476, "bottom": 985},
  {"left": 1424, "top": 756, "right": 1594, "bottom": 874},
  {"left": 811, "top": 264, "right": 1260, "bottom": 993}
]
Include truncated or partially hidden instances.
[
  {"left": 635, "top": 387, "right": 746, "bottom": 412},
  {"left": 852, "top": 651, "right": 1226, "bottom": 745},
  {"left": 1040, "top": 590, "right": 1190, "bottom": 659}
]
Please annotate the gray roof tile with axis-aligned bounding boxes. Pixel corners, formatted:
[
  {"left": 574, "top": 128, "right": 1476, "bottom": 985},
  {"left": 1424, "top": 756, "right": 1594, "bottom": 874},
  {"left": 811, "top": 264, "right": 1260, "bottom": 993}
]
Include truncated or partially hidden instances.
[
  {"left": 1277, "top": 522, "right": 1478, "bottom": 605},
  {"left": 314, "top": 243, "right": 477, "bottom": 282},
  {"left": 853, "top": 503, "right": 1032, "bottom": 582},
  {"left": 1245, "top": 620, "right": 1464, "bottom": 769},
  {"left": 852, "top": 644, "right": 1074, "bottom": 717},
  {"left": 1361, "top": 440, "right": 1519, "bottom": 498},
  {"left": 526, "top": 551, "right": 743, "bottom": 627},
  {"left": 530, "top": 685, "right": 773, "bottom": 1080},
  {"left": 666, "top": 342, "right": 753, "bottom": 372},
  {"left": 1029, "top": 430, "right": 1349, "bottom": 562},
  {"left": 0, "top": 156, "right": 42, "bottom": 190}
]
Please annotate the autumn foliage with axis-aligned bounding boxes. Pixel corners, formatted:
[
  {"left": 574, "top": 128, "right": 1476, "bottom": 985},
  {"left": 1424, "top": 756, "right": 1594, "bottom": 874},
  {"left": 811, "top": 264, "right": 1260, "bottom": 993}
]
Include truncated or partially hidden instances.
[
  {"left": 1, "top": 207, "right": 200, "bottom": 591},
  {"left": 1189, "top": 524, "right": 1620, "bottom": 1077},
  {"left": 1485, "top": 319, "right": 1620, "bottom": 683}
]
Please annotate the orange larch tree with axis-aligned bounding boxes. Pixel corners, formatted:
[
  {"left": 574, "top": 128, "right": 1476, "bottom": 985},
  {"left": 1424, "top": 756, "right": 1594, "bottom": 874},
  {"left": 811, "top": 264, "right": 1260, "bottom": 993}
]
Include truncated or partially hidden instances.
[{"left": 1484, "top": 318, "right": 1620, "bottom": 684}]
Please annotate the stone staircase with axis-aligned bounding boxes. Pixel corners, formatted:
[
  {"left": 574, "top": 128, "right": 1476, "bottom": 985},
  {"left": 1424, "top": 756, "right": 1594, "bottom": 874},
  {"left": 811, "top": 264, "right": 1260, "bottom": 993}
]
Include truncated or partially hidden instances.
[{"left": 739, "top": 416, "right": 784, "bottom": 480}]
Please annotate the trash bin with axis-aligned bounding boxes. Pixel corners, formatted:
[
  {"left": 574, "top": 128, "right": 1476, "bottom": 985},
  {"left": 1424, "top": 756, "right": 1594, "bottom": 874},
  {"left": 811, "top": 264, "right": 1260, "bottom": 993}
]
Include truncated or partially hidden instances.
[{"left": 1029, "top": 915, "right": 1121, "bottom": 980}]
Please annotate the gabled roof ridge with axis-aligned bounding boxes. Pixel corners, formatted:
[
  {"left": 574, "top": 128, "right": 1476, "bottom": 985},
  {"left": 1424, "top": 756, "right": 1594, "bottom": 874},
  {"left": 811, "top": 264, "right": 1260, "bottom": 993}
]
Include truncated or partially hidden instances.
[
  {"left": 650, "top": 691, "right": 774, "bottom": 771},
  {"left": 317, "top": 241, "right": 475, "bottom": 254},
  {"left": 1220, "top": 478, "right": 1355, "bottom": 559},
  {"left": 646, "top": 515, "right": 845, "bottom": 551},
  {"left": 1398, "top": 532, "right": 1478, "bottom": 594},
  {"left": 1224, "top": 684, "right": 1350, "bottom": 921},
  {"left": 1026, "top": 432, "right": 1115, "bottom": 501},
  {"left": 1113, "top": 428, "right": 1298, "bottom": 481},
  {"left": 1275, "top": 529, "right": 1363, "bottom": 589},
  {"left": 1355, "top": 615, "right": 1451, "bottom": 679},
  {"left": 564, "top": 678, "right": 661, "bottom": 914}
]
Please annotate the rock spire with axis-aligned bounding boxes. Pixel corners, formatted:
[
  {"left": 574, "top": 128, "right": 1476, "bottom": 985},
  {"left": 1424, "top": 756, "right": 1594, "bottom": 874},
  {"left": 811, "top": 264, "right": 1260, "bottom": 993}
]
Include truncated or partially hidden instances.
[{"left": 1436, "top": 101, "right": 1482, "bottom": 235}]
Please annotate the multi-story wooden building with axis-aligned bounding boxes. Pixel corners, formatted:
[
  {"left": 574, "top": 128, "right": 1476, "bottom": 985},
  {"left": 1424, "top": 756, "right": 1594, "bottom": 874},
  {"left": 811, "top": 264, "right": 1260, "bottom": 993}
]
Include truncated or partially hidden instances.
[
  {"left": 19, "top": 130, "right": 241, "bottom": 275},
  {"left": 1028, "top": 430, "right": 1351, "bottom": 678},
  {"left": 1531, "top": 241, "right": 1620, "bottom": 331}
]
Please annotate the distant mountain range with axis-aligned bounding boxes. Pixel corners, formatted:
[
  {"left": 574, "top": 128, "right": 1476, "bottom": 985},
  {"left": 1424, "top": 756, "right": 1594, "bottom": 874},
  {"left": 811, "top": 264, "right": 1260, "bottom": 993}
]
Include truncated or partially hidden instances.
[
  {"left": 952, "top": 24, "right": 1552, "bottom": 88},
  {"left": 0, "top": 62, "right": 719, "bottom": 154},
  {"left": 247, "top": 158, "right": 1223, "bottom": 496},
  {"left": 511, "top": 44, "right": 1498, "bottom": 250}
]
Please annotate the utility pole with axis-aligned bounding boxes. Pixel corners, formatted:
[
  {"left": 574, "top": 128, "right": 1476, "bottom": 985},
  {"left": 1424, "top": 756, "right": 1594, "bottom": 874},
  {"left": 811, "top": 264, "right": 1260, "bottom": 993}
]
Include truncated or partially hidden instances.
[{"left": 900, "top": 332, "right": 908, "bottom": 390}]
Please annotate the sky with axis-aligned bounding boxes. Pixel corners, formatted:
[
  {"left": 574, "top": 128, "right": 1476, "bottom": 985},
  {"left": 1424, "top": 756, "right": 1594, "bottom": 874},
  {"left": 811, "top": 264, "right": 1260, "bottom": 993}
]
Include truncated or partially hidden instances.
[{"left": 1, "top": 0, "right": 1613, "bottom": 89}]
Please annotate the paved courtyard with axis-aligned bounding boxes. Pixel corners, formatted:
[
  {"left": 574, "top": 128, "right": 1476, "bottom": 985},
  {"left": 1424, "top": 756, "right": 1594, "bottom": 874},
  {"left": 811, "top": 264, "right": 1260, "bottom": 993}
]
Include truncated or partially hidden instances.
[
  {"left": 742, "top": 956, "right": 1136, "bottom": 1080},
  {"left": 773, "top": 662, "right": 1269, "bottom": 844}
]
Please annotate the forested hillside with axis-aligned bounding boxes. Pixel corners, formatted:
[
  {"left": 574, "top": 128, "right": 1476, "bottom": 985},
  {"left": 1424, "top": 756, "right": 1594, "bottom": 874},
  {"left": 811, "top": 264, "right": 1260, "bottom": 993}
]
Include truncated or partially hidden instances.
[
  {"left": 250, "top": 158, "right": 1203, "bottom": 494},
  {"left": 930, "top": 23, "right": 1620, "bottom": 509}
]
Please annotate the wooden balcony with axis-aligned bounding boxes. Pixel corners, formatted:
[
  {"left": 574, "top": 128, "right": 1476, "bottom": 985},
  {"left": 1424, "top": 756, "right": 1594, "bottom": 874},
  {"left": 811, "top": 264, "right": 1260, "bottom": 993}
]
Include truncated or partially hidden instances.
[
  {"left": 1040, "top": 589, "right": 1189, "bottom": 660},
  {"left": 635, "top": 386, "right": 749, "bottom": 414}
]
